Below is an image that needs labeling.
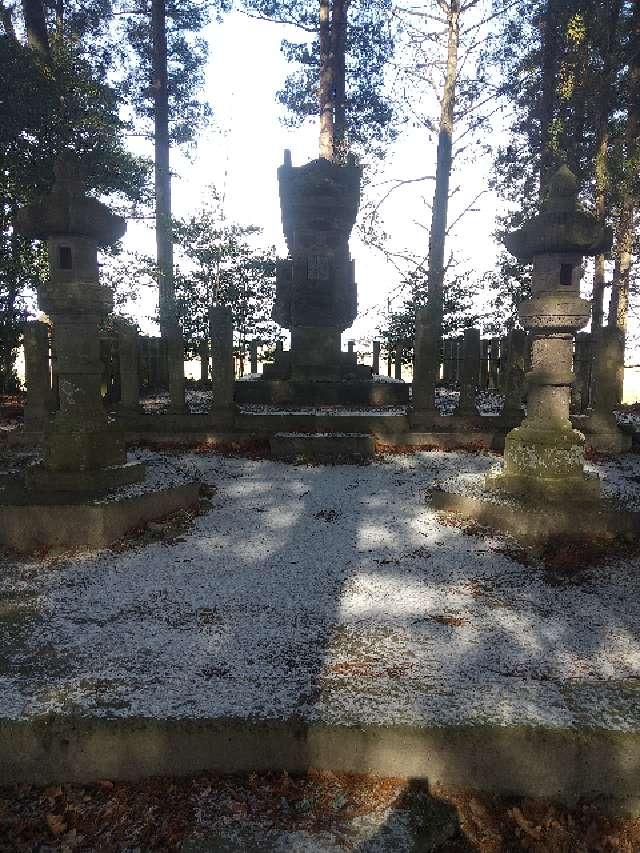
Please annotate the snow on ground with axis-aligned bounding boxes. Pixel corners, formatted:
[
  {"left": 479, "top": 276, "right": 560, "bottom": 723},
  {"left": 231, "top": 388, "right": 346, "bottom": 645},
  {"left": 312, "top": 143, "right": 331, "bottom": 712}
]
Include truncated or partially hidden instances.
[{"left": 2, "top": 450, "right": 640, "bottom": 731}]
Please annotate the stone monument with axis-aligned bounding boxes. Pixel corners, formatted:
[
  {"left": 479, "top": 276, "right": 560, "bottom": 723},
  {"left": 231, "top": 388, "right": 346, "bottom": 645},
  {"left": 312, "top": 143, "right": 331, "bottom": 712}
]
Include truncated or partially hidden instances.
[
  {"left": 15, "top": 156, "right": 145, "bottom": 492},
  {"left": 0, "top": 156, "right": 199, "bottom": 552},
  {"left": 235, "top": 151, "right": 408, "bottom": 407},
  {"left": 487, "top": 165, "right": 612, "bottom": 500},
  {"left": 430, "top": 168, "right": 640, "bottom": 544}
]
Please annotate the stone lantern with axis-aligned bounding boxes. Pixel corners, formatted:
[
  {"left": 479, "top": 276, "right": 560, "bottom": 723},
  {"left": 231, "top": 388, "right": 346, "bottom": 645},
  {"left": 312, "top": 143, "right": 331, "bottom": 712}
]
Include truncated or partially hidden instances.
[
  {"left": 16, "top": 155, "right": 145, "bottom": 492},
  {"left": 488, "top": 165, "right": 612, "bottom": 500}
]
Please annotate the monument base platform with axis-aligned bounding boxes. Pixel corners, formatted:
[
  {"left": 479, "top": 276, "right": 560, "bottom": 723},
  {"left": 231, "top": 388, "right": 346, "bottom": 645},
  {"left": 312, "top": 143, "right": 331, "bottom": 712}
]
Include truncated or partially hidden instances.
[
  {"left": 235, "top": 378, "right": 409, "bottom": 407},
  {"left": 25, "top": 460, "right": 146, "bottom": 492},
  {"left": 0, "top": 481, "right": 200, "bottom": 554},
  {"left": 429, "top": 487, "right": 640, "bottom": 548}
]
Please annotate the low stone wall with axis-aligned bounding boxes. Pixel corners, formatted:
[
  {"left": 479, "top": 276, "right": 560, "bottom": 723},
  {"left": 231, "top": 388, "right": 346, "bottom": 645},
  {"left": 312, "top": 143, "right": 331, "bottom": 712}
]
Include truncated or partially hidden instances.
[{"left": 2, "top": 716, "right": 639, "bottom": 813}]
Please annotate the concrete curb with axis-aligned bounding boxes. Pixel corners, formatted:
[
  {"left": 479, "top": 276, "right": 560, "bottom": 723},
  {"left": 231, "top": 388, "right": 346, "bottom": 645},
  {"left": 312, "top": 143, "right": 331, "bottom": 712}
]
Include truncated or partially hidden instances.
[{"left": 1, "top": 716, "right": 640, "bottom": 812}]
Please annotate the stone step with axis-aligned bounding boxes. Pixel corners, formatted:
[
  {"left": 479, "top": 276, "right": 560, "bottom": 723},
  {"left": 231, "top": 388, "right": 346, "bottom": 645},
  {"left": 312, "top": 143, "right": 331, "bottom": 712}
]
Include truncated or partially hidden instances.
[{"left": 270, "top": 432, "right": 375, "bottom": 463}]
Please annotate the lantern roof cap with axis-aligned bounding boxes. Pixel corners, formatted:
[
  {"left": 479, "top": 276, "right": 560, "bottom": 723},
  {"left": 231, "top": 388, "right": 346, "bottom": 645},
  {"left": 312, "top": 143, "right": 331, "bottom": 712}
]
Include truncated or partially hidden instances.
[
  {"left": 503, "top": 165, "right": 612, "bottom": 261},
  {"left": 16, "top": 153, "right": 126, "bottom": 246}
]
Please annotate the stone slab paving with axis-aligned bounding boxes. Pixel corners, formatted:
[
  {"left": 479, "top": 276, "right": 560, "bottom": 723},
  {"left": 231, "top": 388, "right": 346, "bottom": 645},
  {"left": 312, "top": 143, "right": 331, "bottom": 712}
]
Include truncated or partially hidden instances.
[{"left": 2, "top": 449, "right": 640, "bottom": 734}]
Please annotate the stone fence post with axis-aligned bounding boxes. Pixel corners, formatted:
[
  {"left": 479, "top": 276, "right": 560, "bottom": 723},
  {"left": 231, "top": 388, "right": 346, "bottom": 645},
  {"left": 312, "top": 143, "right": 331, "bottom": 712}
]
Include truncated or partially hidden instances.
[
  {"left": 394, "top": 348, "right": 403, "bottom": 380},
  {"left": 167, "top": 332, "right": 186, "bottom": 414},
  {"left": 489, "top": 337, "right": 500, "bottom": 389},
  {"left": 502, "top": 329, "right": 527, "bottom": 422},
  {"left": 210, "top": 305, "right": 235, "bottom": 427},
  {"left": 480, "top": 339, "right": 490, "bottom": 389},
  {"left": 372, "top": 340, "right": 380, "bottom": 375},
  {"left": 411, "top": 308, "right": 439, "bottom": 425},
  {"left": 250, "top": 339, "right": 258, "bottom": 375},
  {"left": 115, "top": 320, "right": 141, "bottom": 414},
  {"left": 571, "top": 331, "right": 592, "bottom": 414},
  {"left": 455, "top": 327, "right": 480, "bottom": 416},
  {"left": 199, "top": 338, "right": 209, "bottom": 386},
  {"left": 23, "top": 320, "right": 51, "bottom": 429}
]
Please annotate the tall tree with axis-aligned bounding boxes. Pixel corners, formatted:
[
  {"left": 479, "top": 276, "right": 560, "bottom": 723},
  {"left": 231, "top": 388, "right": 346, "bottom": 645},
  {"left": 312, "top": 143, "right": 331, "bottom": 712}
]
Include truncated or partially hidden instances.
[
  {"left": 115, "top": 0, "right": 228, "bottom": 335},
  {"left": 244, "top": 0, "right": 396, "bottom": 161},
  {"left": 591, "top": 0, "right": 623, "bottom": 331},
  {"left": 0, "top": 1, "right": 148, "bottom": 390},
  {"left": 607, "top": 0, "right": 640, "bottom": 336},
  {"left": 151, "top": 0, "right": 174, "bottom": 336}
]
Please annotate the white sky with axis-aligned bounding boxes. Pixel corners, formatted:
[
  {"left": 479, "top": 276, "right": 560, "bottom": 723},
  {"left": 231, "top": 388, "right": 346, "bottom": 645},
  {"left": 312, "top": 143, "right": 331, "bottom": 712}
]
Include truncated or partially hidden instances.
[{"left": 121, "top": 10, "right": 502, "bottom": 344}]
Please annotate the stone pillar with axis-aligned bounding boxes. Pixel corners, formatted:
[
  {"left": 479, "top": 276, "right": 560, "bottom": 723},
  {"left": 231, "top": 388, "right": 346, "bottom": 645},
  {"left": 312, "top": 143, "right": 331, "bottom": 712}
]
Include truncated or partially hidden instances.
[
  {"left": 372, "top": 340, "right": 380, "bottom": 375},
  {"left": 115, "top": 319, "right": 141, "bottom": 414},
  {"left": 411, "top": 308, "right": 438, "bottom": 424},
  {"left": 480, "top": 339, "right": 490, "bottom": 390},
  {"left": 488, "top": 165, "right": 612, "bottom": 500},
  {"left": 454, "top": 336, "right": 463, "bottom": 386},
  {"left": 167, "top": 332, "right": 186, "bottom": 414},
  {"left": 489, "top": 337, "right": 500, "bottom": 389},
  {"left": 502, "top": 329, "right": 527, "bottom": 421},
  {"left": 276, "top": 340, "right": 284, "bottom": 356},
  {"left": 347, "top": 339, "right": 355, "bottom": 354},
  {"left": 442, "top": 339, "right": 453, "bottom": 384},
  {"left": 23, "top": 320, "right": 51, "bottom": 429},
  {"left": 15, "top": 156, "right": 144, "bottom": 492},
  {"left": 199, "top": 338, "right": 209, "bottom": 386},
  {"left": 49, "top": 333, "right": 60, "bottom": 411},
  {"left": 210, "top": 305, "right": 235, "bottom": 426},
  {"left": 394, "top": 348, "right": 402, "bottom": 380},
  {"left": 571, "top": 331, "right": 592, "bottom": 414},
  {"left": 250, "top": 339, "right": 258, "bottom": 375},
  {"left": 585, "top": 327, "right": 630, "bottom": 451},
  {"left": 455, "top": 328, "right": 480, "bottom": 416}
]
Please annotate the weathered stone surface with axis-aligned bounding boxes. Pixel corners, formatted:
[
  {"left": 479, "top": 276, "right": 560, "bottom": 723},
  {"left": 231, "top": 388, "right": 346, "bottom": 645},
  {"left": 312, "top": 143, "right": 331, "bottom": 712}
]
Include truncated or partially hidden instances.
[
  {"left": 199, "top": 338, "right": 209, "bottom": 386},
  {"left": 22, "top": 320, "right": 51, "bottom": 429},
  {"left": 235, "top": 378, "right": 409, "bottom": 407},
  {"left": 15, "top": 156, "right": 143, "bottom": 492},
  {"left": 0, "top": 481, "right": 199, "bottom": 553},
  {"left": 270, "top": 432, "right": 374, "bottom": 463},
  {"left": 501, "top": 329, "right": 527, "bottom": 423},
  {"left": 372, "top": 340, "right": 380, "bottom": 375},
  {"left": 115, "top": 319, "right": 141, "bottom": 414},
  {"left": 210, "top": 304, "right": 235, "bottom": 426},
  {"left": 273, "top": 151, "right": 360, "bottom": 334},
  {"left": 456, "top": 328, "right": 481, "bottom": 416},
  {"left": 582, "top": 327, "right": 631, "bottom": 452},
  {"left": 489, "top": 166, "right": 612, "bottom": 501},
  {"left": 167, "top": 332, "right": 186, "bottom": 414},
  {"left": 411, "top": 307, "right": 439, "bottom": 425}
]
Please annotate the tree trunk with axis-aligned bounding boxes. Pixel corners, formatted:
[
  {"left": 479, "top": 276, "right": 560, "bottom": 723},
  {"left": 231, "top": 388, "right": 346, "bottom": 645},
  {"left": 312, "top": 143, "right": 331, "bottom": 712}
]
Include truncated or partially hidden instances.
[
  {"left": 538, "top": 0, "right": 559, "bottom": 196},
  {"left": 22, "top": 0, "right": 50, "bottom": 57},
  {"left": 426, "top": 0, "right": 459, "bottom": 330},
  {"left": 319, "top": 0, "right": 334, "bottom": 159},
  {"left": 152, "top": 0, "right": 176, "bottom": 337},
  {"left": 0, "top": 1, "right": 17, "bottom": 38},
  {"left": 591, "top": 0, "right": 622, "bottom": 331},
  {"left": 332, "top": 0, "right": 349, "bottom": 162},
  {"left": 55, "top": 0, "right": 63, "bottom": 39},
  {"left": 608, "top": 0, "right": 640, "bottom": 334}
]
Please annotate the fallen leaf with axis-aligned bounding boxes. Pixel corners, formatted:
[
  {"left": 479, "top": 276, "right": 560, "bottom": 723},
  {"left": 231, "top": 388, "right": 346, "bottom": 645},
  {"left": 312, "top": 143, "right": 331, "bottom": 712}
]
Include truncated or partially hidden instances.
[{"left": 47, "top": 813, "right": 67, "bottom": 835}]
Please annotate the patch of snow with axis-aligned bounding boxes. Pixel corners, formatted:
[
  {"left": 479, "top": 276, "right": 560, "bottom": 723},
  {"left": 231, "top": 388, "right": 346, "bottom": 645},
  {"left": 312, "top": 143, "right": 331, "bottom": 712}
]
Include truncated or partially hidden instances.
[{"left": 2, "top": 450, "right": 640, "bottom": 732}]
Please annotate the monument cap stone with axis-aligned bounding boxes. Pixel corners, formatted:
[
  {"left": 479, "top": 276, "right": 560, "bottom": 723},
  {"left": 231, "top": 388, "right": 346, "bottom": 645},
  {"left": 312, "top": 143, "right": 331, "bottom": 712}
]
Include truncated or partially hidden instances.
[
  {"left": 16, "top": 154, "right": 126, "bottom": 246},
  {"left": 504, "top": 165, "right": 612, "bottom": 262}
]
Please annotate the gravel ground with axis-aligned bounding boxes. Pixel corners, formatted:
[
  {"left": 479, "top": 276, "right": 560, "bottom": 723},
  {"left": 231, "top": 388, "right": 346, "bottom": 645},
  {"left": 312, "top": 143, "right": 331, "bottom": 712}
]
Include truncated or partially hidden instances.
[{"left": 2, "top": 449, "right": 640, "bottom": 730}]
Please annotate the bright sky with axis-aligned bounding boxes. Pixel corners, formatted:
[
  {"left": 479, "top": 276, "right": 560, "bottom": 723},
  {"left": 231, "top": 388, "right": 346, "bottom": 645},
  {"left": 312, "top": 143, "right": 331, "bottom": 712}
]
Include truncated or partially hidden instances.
[{"left": 121, "top": 9, "right": 502, "bottom": 344}]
